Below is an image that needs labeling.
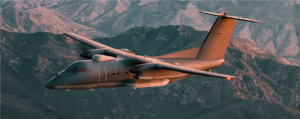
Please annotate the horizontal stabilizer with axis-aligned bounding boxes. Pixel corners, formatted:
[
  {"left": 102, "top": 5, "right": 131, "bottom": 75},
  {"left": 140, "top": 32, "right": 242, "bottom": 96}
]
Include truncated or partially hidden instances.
[{"left": 199, "top": 11, "right": 262, "bottom": 23}]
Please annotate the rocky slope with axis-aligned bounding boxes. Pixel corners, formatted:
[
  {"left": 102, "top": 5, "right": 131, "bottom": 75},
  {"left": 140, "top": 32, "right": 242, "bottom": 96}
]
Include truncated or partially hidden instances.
[
  {"left": 1, "top": 25, "right": 300, "bottom": 119},
  {"left": 0, "top": 0, "right": 109, "bottom": 38}
]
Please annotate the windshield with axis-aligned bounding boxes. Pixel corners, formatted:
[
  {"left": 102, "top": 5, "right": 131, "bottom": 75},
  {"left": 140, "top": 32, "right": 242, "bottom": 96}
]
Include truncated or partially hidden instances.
[{"left": 65, "top": 66, "right": 88, "bottom": 73}]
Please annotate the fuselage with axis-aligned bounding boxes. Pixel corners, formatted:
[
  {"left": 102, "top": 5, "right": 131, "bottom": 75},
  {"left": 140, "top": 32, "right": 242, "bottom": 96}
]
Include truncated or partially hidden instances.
[
  {"left": 46, "top": 11, "right": 260, "bottom": 90},
  {"left": 46, "top": 57, "right": 224, "bottom": 90}
]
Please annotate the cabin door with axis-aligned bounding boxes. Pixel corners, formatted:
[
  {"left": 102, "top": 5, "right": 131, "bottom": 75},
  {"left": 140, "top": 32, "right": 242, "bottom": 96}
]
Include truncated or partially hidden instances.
[{"left": 98, "top": 66, "right": 107, "bottom": 85}]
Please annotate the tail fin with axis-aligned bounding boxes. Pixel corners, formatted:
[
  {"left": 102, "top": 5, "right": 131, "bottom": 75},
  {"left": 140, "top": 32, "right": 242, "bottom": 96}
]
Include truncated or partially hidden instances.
[{"left": 196, "top": 11, "right": 261, "bottom": 60}]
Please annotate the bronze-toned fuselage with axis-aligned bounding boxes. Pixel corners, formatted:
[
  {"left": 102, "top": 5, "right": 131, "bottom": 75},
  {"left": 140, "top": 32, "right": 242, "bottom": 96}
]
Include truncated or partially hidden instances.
[
  {"left": 46, "top": 58, "right": 224, "bottom": 89},
  {"left": 46, "top": 11, "right": 261, "bottom": 90}
]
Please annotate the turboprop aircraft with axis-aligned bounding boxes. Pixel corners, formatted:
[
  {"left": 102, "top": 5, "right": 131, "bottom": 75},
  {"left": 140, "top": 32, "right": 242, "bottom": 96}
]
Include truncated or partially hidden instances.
[{"left": 46, "top": 11, "right": 261, "bottom": 90}]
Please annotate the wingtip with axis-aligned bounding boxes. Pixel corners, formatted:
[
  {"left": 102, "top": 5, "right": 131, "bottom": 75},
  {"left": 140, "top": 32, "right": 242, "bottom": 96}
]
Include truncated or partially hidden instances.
[
  {"left": 63, "top": 32, "right": 72, "bottom": 35},
  {"left": 62, "top": 32, "right": 70, "bottom": 36},
  {"left": 226, "top": 76, "right": 242, "bottom": 80},
  {"left": 253, "top": 20, "right": 262, "bottom": 23},
  {"left": 63, "top": 32, "right": 77, "bottom": 37}
]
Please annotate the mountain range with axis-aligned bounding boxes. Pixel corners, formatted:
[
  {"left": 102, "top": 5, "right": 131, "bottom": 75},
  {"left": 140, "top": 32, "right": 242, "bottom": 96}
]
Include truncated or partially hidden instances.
[
  {"left": 1, "top": 0, "right": 300, "bottom": 64},
  {"left": 1, "top": 25, "right": 300, "bottom": 119}
]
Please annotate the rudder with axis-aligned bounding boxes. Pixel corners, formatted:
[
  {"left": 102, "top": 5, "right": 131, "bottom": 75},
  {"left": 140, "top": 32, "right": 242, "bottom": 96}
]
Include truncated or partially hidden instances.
[
  {"left": 196, "top": 11, "right": 261, "bottom": 60},
  {"left": 196, "top": 17, "right": 236, "bottom": 60}
]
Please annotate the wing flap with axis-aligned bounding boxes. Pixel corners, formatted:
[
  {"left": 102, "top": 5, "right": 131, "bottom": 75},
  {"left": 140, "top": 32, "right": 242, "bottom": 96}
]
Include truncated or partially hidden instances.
[{"left": 155, "top": 62, "right": 236, "bottom": 79}]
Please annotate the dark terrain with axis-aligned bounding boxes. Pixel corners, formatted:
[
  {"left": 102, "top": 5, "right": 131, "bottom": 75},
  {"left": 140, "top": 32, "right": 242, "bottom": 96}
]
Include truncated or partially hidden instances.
[{"left": 1, "top": 25, "right": 300, "bottom": 119}]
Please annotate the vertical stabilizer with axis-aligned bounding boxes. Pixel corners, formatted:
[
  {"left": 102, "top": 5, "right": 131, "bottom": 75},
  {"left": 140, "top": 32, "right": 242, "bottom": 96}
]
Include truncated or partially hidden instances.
[
  {"left": 196, "top": 11, "right": 261, "bottom": 60},
  {"left": 196, "top": 17, "right": 236, "bottom": 59}
]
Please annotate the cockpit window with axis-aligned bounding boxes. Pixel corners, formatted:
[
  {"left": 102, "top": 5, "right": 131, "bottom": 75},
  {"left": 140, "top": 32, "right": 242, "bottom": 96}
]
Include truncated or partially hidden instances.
[
  {"left": 77, "top": 68, "right": 88, "bottom": 73},
  {"left": 65, "top": 66, "right": 88, "bottom": 73}
]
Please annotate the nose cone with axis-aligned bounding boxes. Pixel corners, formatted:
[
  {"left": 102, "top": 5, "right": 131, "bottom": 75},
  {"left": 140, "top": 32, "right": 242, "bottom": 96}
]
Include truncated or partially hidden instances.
[
  {"left": 46, "top": 83, "right": 54, "bottom": 89},
  {"left": 46, "top": 76, "right": 58, "bottom": 89}
]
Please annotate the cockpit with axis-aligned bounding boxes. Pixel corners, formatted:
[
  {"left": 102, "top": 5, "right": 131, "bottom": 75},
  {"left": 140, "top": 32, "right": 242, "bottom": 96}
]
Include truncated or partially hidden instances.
[{"left": 46, "top": 61, "right": 92, "bottom": 89}]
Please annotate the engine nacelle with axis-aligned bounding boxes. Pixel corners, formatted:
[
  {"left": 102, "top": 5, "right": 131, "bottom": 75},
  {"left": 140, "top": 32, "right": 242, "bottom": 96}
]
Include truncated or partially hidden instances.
[
  {"left": 92, "top": 54, "right": 116, "bottom": 62},
  {"left": 80, "top": 49, "right": 107, "bottom": 59},
  {"left": 80, "top": 48, "right": 136, "bottom": 59},
  {"left": 129, "top": 64, "right": 188, "bottom": 80}
]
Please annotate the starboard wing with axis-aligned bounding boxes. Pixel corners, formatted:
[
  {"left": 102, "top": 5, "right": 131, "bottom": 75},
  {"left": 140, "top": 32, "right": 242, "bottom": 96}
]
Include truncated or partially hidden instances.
[
  {"left": 154, "top": 62, "right": 236, "bottom": 80},
  {"left": 129, "top": 62, "right": 237, "bottom": 80}
]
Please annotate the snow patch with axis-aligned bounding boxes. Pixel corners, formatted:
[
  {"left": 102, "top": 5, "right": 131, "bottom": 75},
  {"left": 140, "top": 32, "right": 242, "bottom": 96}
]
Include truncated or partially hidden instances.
[
  {"left": 231, "top": 0, "right": 237, "bottom": 4},
  {"left": 283, "top": 0, "right": 299, "bottom": 6},
  {"left": 115, "top": 0, "right": 131, "bottom": 13},
  {"left": 276, "top": 22, "right": 299, "bottom": 56},
  {"left": 256, "top": 27, "right": 273, "bottom": 48},
  {"left": 139, "top": 0, "right": 150, "bottom": 6},
  {"left": 93, "top": 0, "right": 107, "bottom": 15},
  {"left": 239, "top": 23, "right": 255, "bottom": 44},
  {"left": 89, "top": 12, "right": 99, "bottom": 21},
  {"left": 262, "top": 40, "right": 276, "bottom": 53},
  {"left": 171, "top": 2, "right": 211, "bottom": 31},
  {"left": 288, "top": 0, "right": 300, "bottom": 5},
  {"left": 99, "top": 0, "right": 107, "bottom": 4},
  {"left": 261, "top": 28, "right": 273, "bottom": 43},
  {"left": 283, "top": 22, "right": 299, "bottom": 56}
]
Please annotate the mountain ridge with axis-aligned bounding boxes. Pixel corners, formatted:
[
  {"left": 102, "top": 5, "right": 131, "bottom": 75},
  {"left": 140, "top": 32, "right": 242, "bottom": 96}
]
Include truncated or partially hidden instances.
[
  {"left": 1, "top": 25, "right": 300, "bottom": 118},
  {"left": 1, "top": 0, "right": 300, "bottom": 65},
  {"left": 1, "top": 2, "right": 109, "bottom": 38}
]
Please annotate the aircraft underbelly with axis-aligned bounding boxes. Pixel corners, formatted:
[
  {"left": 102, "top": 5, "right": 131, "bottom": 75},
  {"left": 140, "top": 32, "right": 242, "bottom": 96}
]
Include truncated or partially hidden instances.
[{"left": 123, "top": 79, "right": 169, "bottom": 89}]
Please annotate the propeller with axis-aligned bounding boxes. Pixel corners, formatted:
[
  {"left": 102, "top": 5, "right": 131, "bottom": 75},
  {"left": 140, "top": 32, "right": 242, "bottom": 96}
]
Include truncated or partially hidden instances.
[{"left": 74, "top": 42, "right": 140, "bottom": 59}]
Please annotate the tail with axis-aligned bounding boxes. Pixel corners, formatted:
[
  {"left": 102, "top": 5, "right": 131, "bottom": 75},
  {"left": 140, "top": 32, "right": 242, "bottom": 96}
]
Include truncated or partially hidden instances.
[{"left": 196, "top": 11, "right": 261, "bottom": 60}]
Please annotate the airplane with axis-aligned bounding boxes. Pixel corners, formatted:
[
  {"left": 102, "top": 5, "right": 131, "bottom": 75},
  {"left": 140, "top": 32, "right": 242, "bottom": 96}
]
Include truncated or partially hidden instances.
[{"left": 46, "top": 11, "right": 261, "bottom": 90}]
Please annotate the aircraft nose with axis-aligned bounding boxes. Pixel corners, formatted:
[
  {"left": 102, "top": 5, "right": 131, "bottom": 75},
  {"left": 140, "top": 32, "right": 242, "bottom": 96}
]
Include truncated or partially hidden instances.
[
  {"left": 46, "top": 76, "right": 58, "bottom": 89},
  {"left": 46, "top": 83, "right": 55, "bottom": 89}
]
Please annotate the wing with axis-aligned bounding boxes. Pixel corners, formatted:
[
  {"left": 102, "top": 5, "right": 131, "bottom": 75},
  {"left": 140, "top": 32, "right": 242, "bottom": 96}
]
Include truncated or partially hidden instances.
[
  {"left": 129, "top": 62, "right": 236, "bottom": 79},
  {"left": 154, "top": 62, "right": 236, "bottom": 79},
  {"left": 63, "top": 32, "right": 236, "bottom": 80},
  {"left": 63, "top": 32, "right": 110, "bottom": 49}
]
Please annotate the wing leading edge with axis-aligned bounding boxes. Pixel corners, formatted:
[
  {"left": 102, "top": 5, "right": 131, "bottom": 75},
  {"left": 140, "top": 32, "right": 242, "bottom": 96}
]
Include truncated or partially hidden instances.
[{"left": 63, "top": 32, "right": 110, "bottom": 49}]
